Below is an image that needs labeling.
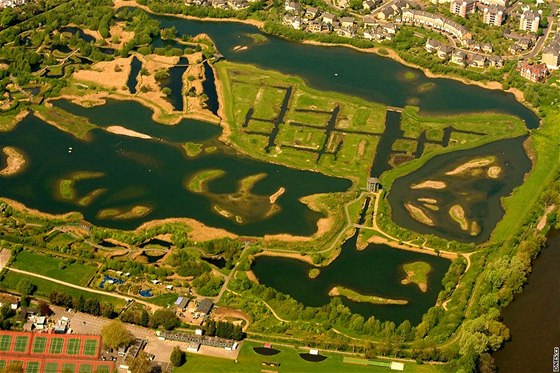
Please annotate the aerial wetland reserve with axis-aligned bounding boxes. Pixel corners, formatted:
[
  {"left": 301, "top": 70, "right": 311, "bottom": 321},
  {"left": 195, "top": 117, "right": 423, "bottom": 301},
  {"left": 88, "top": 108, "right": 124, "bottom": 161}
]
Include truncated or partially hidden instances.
[{"left": 0, "top": 1, "right": 558, "bottom": 371}]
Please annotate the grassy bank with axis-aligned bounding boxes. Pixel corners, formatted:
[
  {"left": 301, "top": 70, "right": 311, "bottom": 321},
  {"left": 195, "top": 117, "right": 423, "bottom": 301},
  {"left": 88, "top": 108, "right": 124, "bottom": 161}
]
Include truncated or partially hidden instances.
[
  {"left": 0, "top": 271, "right": 123, "bottom": 307},
  {"left": 173, "top": 340, "right": 440, "bottom": 372},
  {"left": 491, "top": 106, "right": 560, "bottom": 242},
  {"left": 11, "top": 251, "right": 98, "bottom": 286}
]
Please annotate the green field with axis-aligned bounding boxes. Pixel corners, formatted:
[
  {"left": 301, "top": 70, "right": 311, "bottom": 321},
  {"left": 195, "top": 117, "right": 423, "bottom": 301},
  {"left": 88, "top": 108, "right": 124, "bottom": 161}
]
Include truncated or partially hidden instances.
[
  {"left": 0, "top": 271, "right": 125, "bottom": 307},
  {"left": 217, "top": 61, "right": 386, "bottom": 184},
  {"left": 174, "top": 341, "right": 440, "bottom": 372},
  {"left": 11, "top": 251, "right": 97, "bottom": 286}
]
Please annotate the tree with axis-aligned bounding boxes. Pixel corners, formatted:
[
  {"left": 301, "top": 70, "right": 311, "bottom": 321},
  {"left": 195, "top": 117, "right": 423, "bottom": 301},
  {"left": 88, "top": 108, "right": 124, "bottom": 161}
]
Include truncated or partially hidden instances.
[
  {"left": 170, "top": 346, "right": 186, "bottom": 367},
  {"left": 128, "top": 351, "right": 152, "bottom": 373},
  {"left": 150, "top": 308, "right": 180, "bottom": 330},
  {"left": 101, "top": 320, "right": 134, "bottom": 350},
  {"left": 37, "top": 301, "right": 52, "bottom": 316},
  {"left": 17, "top": 279, "right": 36, "bottom": 296}
]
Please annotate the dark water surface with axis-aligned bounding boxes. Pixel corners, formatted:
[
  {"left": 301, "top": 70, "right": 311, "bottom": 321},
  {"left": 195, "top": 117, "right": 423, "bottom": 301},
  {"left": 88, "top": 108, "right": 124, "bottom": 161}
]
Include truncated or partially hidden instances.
[
  {"left": 388, "top": 137, "right": 532, "bottom": 243},
  {"left": 493, "top": 229, "right": 560, "bottom": 373},
  {"left": 252, "top": 229, "right": 450, "bottom": 325},
  {"left": 0, "top": 99, "right": 350, "bottom": 235}
]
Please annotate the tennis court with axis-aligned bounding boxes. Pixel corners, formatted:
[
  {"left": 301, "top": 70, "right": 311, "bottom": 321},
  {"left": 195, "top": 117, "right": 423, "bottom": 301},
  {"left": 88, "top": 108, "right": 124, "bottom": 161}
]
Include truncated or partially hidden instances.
[
  {"left": 0, "top": 335, "right": 11, "bottom": 351},
  {"left": 13, "top": 336, "right": 29, "bottom": 352},
  {"left": 66, "top": 338, "right": 81, "bottom": 355},
  {"left": 62, "top": 363, "right": 76, "bottom": 372},
  {"left": 25, "top": 361, "right": 40, "bottom": 373},
  {"left": 48, "top": 337, "right": 64, "bottom": 354},
  {"left": 31, "top": 337, "right": 47, "bottom": 354},
  {"left": 0, "top": 360, "right": 5, "bottom": 369},
  {"left": 44, "top": 362, "right": 58, "bottom": 373},
  {"left": 79, "top": 363, "right": 94, "bottom": 373},
  {"left": 83, "top": 339, "right": 98, "bottom": 356}
]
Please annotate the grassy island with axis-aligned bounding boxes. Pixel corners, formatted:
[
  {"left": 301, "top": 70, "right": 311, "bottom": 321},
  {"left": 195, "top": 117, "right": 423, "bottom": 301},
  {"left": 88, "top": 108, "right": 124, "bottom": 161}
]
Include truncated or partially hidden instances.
[
  {"left": 329, "top": 286, "right": 408, "bottom": 305},
  {"left": 401, "top": 261, "right": 431, "bottom": 292}
]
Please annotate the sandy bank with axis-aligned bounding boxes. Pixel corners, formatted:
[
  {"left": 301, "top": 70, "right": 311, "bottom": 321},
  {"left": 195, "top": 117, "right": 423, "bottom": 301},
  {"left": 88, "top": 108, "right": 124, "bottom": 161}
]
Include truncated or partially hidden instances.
[
  {"left": 445, "top": 157, "right": 494, "bottom": 175},
  {"left": 401, "top": 272, "right": 427, "bottom": 292},
  {"left": 269, "top": 187, "right": 285, "bottom": 204},
  {"left": 254, "top": 250, "right": 315, "bottom": 265},
  {"left": 487, "top": 166, "right": 502, "bottom": 179},
  {"left": 106, "top": 125, "right": 152, "bottom": 139},
  {"left": 73, "top": 57, "right": 132, "bottom": 91},
  {"left": 411, "top": 180, "right": 447, "bottom": 190},
  {"left": 418, "top": 198, "right": 437, "bottom": 204},
  {"left": 405, "top": 203, "right": 435, "bottom": 226},
  {"left": 367, "top": 234, "right": 457, "bottom": 260},
  {"left": 449, "top": 204, "right": 468, "bottom": 231},
  {"left": 0, "top": 147, "right": 26, "bottom": 176}
]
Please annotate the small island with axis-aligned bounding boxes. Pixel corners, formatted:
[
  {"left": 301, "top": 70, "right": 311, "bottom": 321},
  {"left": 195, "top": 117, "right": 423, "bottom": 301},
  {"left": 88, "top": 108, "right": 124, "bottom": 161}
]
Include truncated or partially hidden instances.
[
  {"left": 0, "top": 147, "right": 26, "bottom": 176},
  {"left": 411, "top": 180, "right": 447, "bottom": 190},
  {"left": 308, "top": 268, "right": 320, "bottom": 279},
  {"left": 401, "top": 261, "right": 432, "bottom": 292},
  {"left": 405, "top": 202, "right": 435, "bottom": 226}
]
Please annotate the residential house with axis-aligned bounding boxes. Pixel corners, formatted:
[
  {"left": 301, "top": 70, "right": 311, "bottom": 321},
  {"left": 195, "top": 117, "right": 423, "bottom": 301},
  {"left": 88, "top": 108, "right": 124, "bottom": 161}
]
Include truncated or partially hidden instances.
[
  {"left": 285, "top": 1, "right": 300, "bottom": 13},
  {"left": 481, "top": 43, "right": 493, "bottom": 53},
  {"left": 377, "top": 8, "right": 395, "bottom": 20},
  {"left": 383, "top": 22, "right": 397, "bottom": 34},
  {"left": 0, "top": 295, "right": 18, "bottom": 311},
  {"left": 322, "top": 12, "right": 336, "bottom": 25},
  {"left": 478, "top": 0, "right": 508, "bottom": 7},
  {"left": 401, "top": 10, "right": 472, "bottom": 45},
  {"left": 542, "top": 35, "right": 560, "bottom": 69},
  {"left": 283, "top": 15, "right": 302, "bottom": 29},
  {"left": 363, "top": 16, "right": 378, "bottom": 27},
  {"left": 426, "top": 39, "right": 442, "bottom": 53},
  {"left": 307, "top": 20, "right": 323, "bottom": 33},
  {"left": 363, "top": 0, "right": 377, "bottom": 12},
  {"left": 488, "top": 55, "right": 504, "bottom": 68},
  {"left": 211, "top": 0, "right": 228, "bottom": 9},
  {"left": 437, "top": 45, "right": 453, "bottom": 59},
  {"left": 482, "top": 5, "right": 505, "bottom": 26},
  {"left": 450, "top": 0, "right": 476, "bottom": 18},
  {"left": 519, "top": 62, "right": 548, "bottom": 82},
  {"left": 470, "top": 54, "right": 487, "bottom": 68},
  {"left": 519, "top": 10, "right": 540, "bottom": 33},
  {"left": 228, "top": 0, "right": 249, "bottom": 9},
  {"left": 337, "top": 0, "right": 350, "bottom": 7},
  {"left": 305, "top": 6, "right": 319, "bottom": 19},
  {"left": 451, "top": 50, "right": 467, "bottom": 66},
  {"left": 340, "top": 16, "right": 355, "bottom": 29}
]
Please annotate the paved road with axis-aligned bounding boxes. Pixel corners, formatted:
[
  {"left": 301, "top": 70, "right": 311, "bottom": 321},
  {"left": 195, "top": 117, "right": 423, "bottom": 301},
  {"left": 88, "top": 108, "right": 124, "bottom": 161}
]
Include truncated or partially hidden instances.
[{"left": 7, "top": 267, "right": 160, "bottom": 311}]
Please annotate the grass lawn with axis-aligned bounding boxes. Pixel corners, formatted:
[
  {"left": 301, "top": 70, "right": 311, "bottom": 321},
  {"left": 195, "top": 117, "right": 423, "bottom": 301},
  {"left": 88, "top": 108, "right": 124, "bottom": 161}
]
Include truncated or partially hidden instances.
[
  {"left": 11, "top": 251, "right": 97, "bottom": 286},
  {"left": 174, "top": 341, "right": 441, "bottom": 372},
  {"left": 147, "top": 292, "right": 179, "bottom": 307},
  {"left": 0, "top": 271, "right": 124, "bottom": 307},
  {"left": 491, "top": 106, "right": 560, "bottom": 242}
]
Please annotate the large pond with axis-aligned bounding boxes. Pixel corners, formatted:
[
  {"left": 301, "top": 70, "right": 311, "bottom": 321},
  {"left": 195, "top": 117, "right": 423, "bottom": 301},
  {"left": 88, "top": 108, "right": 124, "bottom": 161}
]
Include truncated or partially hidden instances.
[
  {"left": 0, "top": 99, "right": 350, "bottom": 235},
  {"left": 252, "top": 227, "right": 451, "bottom": 325},
  {"left": 387, "top": 136, "right": 532, "bottom": 243}
]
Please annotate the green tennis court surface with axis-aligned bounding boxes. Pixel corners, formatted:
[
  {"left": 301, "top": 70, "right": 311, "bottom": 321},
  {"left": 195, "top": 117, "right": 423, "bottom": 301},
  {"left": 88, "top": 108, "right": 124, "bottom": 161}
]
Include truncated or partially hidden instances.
[
  {"left": 83, "top": 339, "right": 98, "bottom": 356},
  {"left": 343, "top": 357, "right": 391, "bottom": 367},
  {"left": 49, "top": 338, "right": 64, "bottom": 354},
  {"left": 25, "top": 361, "right": 40, "bottom": 373},
  {"left": 0, "top": 335, "right": 11, "bottom": 351},
  {"left": 79, "top": 363, "right": 93, "bottom": 373},
  {"left": 66, "top": 338, "right": 81, "bottom": 355},
  {"left": 44, "top": 362, "right": 58, "bottom": 373},
  {"left": 32, "top": 336, "right": 47, "bottom": 353},
  {"left": 13, "top": 336, "right": 29, "bottom": 352},
  {"left": 62, "top": 363, "right": 76, "bottom": 372}
]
